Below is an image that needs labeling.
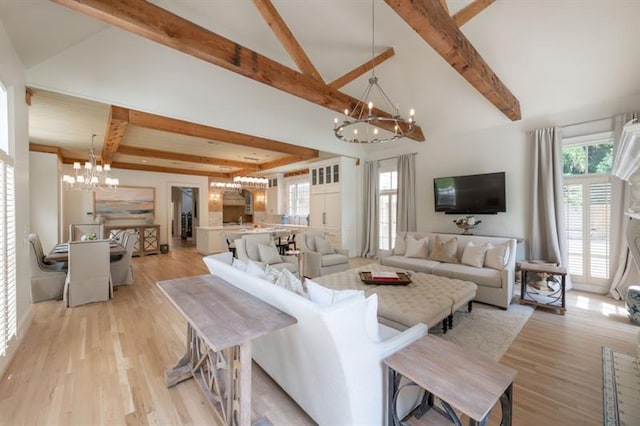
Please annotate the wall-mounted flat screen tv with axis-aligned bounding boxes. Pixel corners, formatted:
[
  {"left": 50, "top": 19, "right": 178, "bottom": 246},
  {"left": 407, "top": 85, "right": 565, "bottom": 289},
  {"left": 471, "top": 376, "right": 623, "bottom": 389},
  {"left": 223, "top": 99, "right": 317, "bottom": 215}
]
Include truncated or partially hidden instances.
[{"left": 433, "top": 172, "right": 506, "bottom": 214}]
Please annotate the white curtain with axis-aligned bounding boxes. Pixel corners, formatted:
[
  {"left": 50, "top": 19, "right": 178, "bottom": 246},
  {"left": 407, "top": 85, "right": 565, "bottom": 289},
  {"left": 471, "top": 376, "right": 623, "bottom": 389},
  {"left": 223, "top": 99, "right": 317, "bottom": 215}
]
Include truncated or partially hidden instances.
[
  {"left": 530, "top": 127, "right": 573, "bottom": 288},
  {"left": 361, "top": 161, "right": 379, "bottom": 258},
  {"left": 608, "top": 112, "right": 640, "bottom": 299},
  {"left": 396, "top": 154, "right": 417, "bottom": 232}
]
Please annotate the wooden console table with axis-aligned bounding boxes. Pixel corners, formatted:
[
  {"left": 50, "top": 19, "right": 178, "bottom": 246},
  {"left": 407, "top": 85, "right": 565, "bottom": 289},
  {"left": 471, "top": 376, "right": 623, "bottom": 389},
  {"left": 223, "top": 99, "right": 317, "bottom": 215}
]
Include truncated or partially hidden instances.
[
  {"left": 157, "top": 275, "right": 296, "bottom": 426},
  {"left": 384, "top": 335, "right": 517, "bottom": 425},
  {"left": 104, "top": 224, "right": 160, "bottom": 256}
]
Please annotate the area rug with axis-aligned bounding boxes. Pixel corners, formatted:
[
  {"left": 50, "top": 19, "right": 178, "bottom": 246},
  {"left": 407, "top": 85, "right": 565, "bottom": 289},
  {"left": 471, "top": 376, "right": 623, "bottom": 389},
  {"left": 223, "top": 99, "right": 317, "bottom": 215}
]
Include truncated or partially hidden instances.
[
  {"left": 430, "top": 302, "right": 534, "bottom": 361},
  {"left": 602, "top": 346, "right": 640, "bottom": 426}
]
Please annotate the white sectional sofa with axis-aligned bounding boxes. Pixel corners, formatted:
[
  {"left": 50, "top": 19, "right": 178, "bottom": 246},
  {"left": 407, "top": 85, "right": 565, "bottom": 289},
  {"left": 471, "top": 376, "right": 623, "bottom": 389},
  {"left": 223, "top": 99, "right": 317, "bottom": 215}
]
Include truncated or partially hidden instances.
[
  {"left": 203, "top": 252, "right": 428, "bottom": 425},
  {"left": 379, "top": 232, "right": 517, "bottom": 309}
]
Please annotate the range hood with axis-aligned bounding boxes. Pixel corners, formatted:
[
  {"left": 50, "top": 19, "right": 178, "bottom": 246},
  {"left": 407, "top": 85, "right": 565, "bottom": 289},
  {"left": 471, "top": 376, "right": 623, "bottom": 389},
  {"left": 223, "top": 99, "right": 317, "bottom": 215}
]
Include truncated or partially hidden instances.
[{"left": 223, "top": 192, "right": 246, "bottom": 206}]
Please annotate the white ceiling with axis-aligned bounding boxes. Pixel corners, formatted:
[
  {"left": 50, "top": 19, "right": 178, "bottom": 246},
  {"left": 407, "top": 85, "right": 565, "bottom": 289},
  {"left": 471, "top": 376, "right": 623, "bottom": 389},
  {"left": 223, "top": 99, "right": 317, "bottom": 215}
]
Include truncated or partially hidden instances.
[{"left": 1, "top": 0, "right": 639, "bottom": 171}]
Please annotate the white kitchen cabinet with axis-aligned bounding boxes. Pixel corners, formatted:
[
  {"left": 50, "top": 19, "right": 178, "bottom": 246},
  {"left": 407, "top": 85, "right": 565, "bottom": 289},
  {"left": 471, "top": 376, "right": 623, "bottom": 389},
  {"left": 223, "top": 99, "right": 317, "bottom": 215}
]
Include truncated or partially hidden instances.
[
  {"left": 266, "top": 174, "right": 285, "bottom": 215},
  {"left": 308, "top": 157, "right": 356, "bottom": 255}
]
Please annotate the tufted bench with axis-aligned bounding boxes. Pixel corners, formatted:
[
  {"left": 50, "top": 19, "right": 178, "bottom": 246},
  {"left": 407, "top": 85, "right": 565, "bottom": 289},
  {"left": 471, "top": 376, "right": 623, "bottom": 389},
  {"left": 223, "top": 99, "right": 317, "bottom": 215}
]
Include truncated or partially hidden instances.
[{"left": 313, "top": 264, "right": 477, "bottom": 333}]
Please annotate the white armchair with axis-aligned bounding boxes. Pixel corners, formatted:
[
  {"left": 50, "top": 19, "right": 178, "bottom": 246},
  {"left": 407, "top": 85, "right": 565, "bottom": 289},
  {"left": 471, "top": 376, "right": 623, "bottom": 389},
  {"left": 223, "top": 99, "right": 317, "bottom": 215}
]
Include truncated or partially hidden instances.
[
  {"left": 300, "top": 231, "right": 349, "bottom": 278},
  {"left": 110, "top": 231, "right": 138, "bottom": 286},
  {"left": 235, "top": 234, "right": 298, "bottom": 273}
]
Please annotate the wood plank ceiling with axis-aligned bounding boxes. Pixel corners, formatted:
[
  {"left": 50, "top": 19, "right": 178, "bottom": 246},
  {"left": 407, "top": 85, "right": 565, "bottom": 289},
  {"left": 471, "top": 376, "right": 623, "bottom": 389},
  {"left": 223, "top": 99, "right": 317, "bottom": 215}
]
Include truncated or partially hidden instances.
[{"left": 31, "top": 0, "right": 518, "bottom": 178}]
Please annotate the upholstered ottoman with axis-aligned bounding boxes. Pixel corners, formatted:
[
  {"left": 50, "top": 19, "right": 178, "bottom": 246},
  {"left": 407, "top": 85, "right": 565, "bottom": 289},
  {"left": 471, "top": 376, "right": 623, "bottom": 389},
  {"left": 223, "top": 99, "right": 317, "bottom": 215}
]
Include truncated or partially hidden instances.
[{"left": 626, "top": 286, "right": 640, "bottom": 325}]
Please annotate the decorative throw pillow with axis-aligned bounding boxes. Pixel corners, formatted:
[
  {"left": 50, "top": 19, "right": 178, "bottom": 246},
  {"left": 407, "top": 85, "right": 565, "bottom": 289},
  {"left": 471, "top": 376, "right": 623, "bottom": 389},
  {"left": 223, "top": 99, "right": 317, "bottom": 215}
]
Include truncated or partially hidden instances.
[
  {"left": 364, "top": 294, "right": 380, "bottom": 342},
  {"left": 306, "top": 280, "right": 364, "bottom": 305},
  {"left": 461, "top": 241, "right": 489, "bottom": 268},
  {"left": 231, "top": 257, "right": 247, "bottom": 271},
  {"left": 485, "top": 243, "right": 510, "bottom": 270},
  {"left": 405, "top": 235, "right": 428, "bottom": 258},
  {"left": 427, "top": 235, "right": 459, "bottom": 264},
  {"left": 258, "top": 242, "right": 282, "bottom": 265},
  {"left": 314, "top": 235, "right": 335, "bottom": 255},
  {"left": 246, "top": 260, "right": 265, "bottom": 276},
  {"left": 261, "top": 264, "right": 282, "bottom": 284},
  {"left": 274, "top": 269, "right": 305, "bottom": 296},
  {"left": 393, "top": 233, "right": 406, "bottom": 256}
]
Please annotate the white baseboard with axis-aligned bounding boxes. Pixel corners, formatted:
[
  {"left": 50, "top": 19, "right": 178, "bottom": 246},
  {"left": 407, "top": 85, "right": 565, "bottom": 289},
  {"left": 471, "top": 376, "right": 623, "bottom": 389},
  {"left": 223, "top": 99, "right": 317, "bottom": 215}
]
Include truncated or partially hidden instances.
[{"left": 0, "top": 304, "right": 33, "bottom": 381}]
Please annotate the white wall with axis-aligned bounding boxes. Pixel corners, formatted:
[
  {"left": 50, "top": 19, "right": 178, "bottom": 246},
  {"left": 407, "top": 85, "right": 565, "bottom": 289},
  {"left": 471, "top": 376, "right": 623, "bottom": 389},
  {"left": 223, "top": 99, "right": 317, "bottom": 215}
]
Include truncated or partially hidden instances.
[
  {"left": 0, "top": 21, "right": 31, "bottom": 378},
  {"left": 29, "top": 152, "right": 60, "bottom": 251},
  {"left": 61, "top": 165, "right": 207, "bottom": 247},
  {"left": 363, "top": 92, "right": 640, "bottom": 259}
]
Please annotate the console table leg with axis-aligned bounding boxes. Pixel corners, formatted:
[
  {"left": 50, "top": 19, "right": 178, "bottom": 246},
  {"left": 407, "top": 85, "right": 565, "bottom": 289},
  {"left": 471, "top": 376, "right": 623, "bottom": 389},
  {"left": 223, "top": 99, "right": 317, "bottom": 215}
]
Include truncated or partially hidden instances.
[{"left": 165, "top": 325, "right": 194, "bottom": 387}]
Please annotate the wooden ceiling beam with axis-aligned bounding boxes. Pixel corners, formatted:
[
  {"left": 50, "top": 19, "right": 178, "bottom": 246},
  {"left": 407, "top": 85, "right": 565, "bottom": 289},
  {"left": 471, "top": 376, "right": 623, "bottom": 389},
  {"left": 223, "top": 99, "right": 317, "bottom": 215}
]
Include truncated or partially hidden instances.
[
  {"left": 283, "top": 168, "right": 309, "bottom": 178},
  {"left": 117, "top": 145, "right": 251, "bottom": 170},
  {"left": 384, "top": 0, "right": 521, "bottom": 121},
  {"left": 126, "top": 108, "right": 320, "bottom": 159},
  {"left": 453, "top": 0, "right": 495, "bottom": 27},
  {"left": 258, "top": 155, "right": 306, "bottom": 171},
  {"left": 52, "top": 0, "right": 425, "bottom": 141},
  {"left": 101, "top": 106, "right": 129, "bottom": 164},
  {"left": 252, "top": 0, "right": 323, "bottom": 82},
  {"left": 437, "top": 0, "right": 449, "bottom": 14},
  {"left": 29, "top": 143, "right": 64, "bottom": 162},
  {"left": 328, "top": 48, "right": 395, "bottom": 90},
  {"left": 62, "top": 156, "right": 232, "bottom": 178}
]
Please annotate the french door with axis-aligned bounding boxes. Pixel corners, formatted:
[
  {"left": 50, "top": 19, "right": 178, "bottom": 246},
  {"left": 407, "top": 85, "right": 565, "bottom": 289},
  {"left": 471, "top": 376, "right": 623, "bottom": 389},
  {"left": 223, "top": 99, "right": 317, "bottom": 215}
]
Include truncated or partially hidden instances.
[{"left": 563, "top": 176, "right": 611, "bottom": 287}]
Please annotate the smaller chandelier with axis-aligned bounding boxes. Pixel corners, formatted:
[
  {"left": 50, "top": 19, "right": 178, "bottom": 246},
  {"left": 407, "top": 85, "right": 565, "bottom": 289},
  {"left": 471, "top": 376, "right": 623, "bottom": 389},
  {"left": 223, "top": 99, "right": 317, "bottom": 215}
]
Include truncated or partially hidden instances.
[
  {"left": 333, "top": 0, "right": 417, "bottom": 144},
  {"left": 62, "top": 133, "right": 119, "bottom": 191},
  {"left": 233, "top": 176, "right": 268, "bottom": 190},
  {"left": 210, "top": 176, "right": 268, "bottom": 192}
]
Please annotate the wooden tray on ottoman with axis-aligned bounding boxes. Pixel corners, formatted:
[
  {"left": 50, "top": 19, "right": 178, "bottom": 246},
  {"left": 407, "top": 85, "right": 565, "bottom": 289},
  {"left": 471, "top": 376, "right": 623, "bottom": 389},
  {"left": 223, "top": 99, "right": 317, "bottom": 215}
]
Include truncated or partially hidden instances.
[{"left": 359, "top": 271, "right": 412, "bottom": 286}]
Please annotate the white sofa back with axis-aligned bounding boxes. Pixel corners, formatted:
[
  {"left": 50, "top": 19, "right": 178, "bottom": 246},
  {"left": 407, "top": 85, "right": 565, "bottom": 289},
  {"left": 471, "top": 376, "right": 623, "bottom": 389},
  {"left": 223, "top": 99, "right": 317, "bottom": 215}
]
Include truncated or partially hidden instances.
[{"left": 203, "top": 253, "right": 428, "bottom": 425}]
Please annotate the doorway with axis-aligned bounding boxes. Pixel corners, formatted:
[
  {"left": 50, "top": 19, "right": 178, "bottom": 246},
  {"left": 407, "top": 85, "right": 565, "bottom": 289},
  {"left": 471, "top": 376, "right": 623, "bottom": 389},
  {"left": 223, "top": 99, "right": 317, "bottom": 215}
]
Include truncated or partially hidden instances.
[{"left": 171, "top": 186, "right": 199, "bottom": 247}]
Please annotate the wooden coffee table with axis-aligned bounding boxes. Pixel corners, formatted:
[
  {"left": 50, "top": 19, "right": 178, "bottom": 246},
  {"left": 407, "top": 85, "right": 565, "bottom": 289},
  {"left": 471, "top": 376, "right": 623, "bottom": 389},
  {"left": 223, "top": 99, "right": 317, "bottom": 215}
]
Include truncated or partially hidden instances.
[{"left": 384, "top": 335, "right": 517, "bottom": 426}]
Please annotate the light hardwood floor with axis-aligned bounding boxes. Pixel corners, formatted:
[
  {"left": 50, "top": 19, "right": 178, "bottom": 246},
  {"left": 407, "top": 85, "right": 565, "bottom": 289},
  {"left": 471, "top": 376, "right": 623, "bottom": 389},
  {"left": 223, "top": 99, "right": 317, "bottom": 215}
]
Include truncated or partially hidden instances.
[{"left": 0, "top": 246, "right": 637, "bottom": 425}]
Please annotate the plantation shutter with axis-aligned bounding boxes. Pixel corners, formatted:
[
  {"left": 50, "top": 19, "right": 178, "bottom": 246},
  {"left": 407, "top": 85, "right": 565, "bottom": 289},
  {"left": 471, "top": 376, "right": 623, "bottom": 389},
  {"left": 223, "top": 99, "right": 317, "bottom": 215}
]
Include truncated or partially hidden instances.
[
  {"left": 0, "top": 153, "right": 16, "bottom": 357},
  {"left": 564, "top": 183, "right": 584, "bottom": 277},
  {"left": 589, "top": 182, "right": 611, "bottom": 279}
]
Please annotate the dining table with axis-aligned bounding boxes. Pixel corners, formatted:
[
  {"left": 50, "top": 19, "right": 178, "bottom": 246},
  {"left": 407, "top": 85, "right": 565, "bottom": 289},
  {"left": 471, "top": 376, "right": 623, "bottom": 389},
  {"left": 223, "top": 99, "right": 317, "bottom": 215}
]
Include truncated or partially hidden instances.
[{"left": 44, "top": 241, "right": 127, "bottom": 263}]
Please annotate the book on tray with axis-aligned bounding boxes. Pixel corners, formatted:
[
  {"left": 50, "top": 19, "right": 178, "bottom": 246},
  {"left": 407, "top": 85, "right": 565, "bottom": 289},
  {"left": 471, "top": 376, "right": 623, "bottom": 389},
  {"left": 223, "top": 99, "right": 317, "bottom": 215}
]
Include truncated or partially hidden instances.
[{"left": 370, "top": 272, "right": 400, "bottom": 280}]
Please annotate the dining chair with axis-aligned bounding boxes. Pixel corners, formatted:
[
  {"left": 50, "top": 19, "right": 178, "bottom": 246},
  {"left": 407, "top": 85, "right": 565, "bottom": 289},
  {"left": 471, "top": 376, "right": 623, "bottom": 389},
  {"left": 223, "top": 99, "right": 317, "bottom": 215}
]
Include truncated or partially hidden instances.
[
  {"left": 28, "top": 234, "right": 66, "bottom": 303},
  {"left": 69, "top": 223, "right": 104, "bottom": 241},
  {"left": 64, "top": 239, "right": 112, "bottom": 307},
  {"left": 110, "top": 230, "right": 138, "bottom": 286}
]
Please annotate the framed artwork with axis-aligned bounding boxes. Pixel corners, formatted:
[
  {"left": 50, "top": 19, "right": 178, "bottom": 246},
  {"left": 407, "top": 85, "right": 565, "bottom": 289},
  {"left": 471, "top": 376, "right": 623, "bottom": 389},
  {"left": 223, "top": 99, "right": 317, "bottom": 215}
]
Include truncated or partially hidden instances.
[{"left": 94, "top": 186, "right": 155, "bottom": 221}]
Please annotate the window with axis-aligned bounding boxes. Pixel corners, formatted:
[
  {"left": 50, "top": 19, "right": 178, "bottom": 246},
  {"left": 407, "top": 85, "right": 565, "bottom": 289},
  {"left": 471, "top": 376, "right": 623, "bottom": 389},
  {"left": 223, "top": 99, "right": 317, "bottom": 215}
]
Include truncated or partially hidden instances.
[
  {"left": 562, "top": 132, "right": 613, "bottom": 287},
  {"left": 0, "top": 83, "right": 16, "bottom": 357},
  {"left": 287, "top": 181, "right": 310, "bottom": 217},
  {"left": 379, "top": 168, "right": 397, "bottom": 251}
]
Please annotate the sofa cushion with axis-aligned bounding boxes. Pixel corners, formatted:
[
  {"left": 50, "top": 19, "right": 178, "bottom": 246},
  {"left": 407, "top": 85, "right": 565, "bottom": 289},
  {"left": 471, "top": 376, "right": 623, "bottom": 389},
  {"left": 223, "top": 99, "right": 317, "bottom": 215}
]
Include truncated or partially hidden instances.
[
  {"left": 428, "top": 235, "right": 459, "bottom": 264},
  {"left": 393, "top": 233, "right": 406, "bottom": 256},
  {"left": 431, "top": 263, "right": 503, "bottom": 288},
  {"left": 267, "top": 262, "right": 297, "bottom": 273},
  {"left": 485, "top": 242, "right": 510, "bottom": 270},
  {"left": 322, "top": 253, "right": 349, "bottom": 267},
  {"left": 460, "top": 241, "right": 489, "bottom": 268},
  {"left": 405, "top": 235, "right": 428, "bottom": 258},
  {"left": 315, "top": 236, "right": 335, "bottom": 255},
  {"left": 274, "top": 269, "right": 305, "bottom": 296},
  {"left": 246, "top": 260, "right": 266, "bottom": 276},
  {"left": 244, "top": 235, "right": 272, "bottom": 261},
  {"left": 380, "top": 256, "right": 440, "bottom": 273},
  {"left": 307, "top": 280, "right": 364, "bottom": 305},
  {"left": 232, "top": 257, "right": 247, "bottom": 271},
  {"left": 258, "top": 242, "right": 283, "bottom": 264}
]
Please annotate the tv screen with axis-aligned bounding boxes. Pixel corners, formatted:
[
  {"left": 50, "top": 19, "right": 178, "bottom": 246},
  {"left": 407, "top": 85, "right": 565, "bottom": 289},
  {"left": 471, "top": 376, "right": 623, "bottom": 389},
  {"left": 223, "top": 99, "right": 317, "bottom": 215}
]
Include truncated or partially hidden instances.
[{"left": 433, "top": 172, "right": 506, "bottom": 214}]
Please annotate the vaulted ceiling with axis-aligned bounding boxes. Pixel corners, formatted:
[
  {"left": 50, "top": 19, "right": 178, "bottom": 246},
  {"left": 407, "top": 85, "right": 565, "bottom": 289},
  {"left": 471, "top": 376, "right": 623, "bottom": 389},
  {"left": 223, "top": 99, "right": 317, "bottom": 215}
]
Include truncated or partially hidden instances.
[{"left": 1, "top": 0, "right": 638, "bottom": 177}]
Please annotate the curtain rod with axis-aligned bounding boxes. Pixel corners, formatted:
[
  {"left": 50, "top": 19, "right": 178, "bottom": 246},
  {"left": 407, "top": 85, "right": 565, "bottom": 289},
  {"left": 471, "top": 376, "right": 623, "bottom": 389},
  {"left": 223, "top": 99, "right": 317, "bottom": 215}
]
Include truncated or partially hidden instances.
[
  {"left": 527, "top": 115, "right": 615, "bottom": 134},
  {"left": 375, "top": 152, "right": 418, "bottom": 163}
]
